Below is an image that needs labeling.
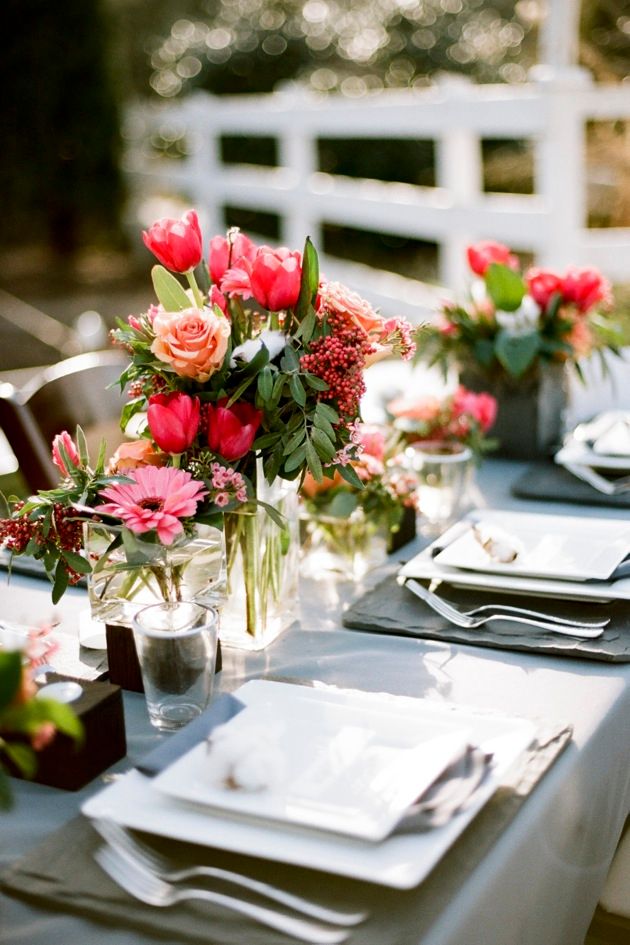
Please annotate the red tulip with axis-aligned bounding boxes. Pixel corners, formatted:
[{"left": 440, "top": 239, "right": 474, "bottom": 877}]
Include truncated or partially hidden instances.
[
  {"left": 147, "top": 391, "right": 201, "bottom": 454},
  {"left": 249, "top": 246, "right": 302, "bottom": 311},
  {"left": 208, "top": 232, "right": 256, "bottom": 285},
  {"left": 467, "top": 241, "right": 518, "bottom": 276},
  {"left": 562, "top": 267, "right": 611, "bottom": 313},
  {"left": 525, "top": 268, "right": 564, "bottom": 311},
  {"left": 51, "top": 430, "right": 80, "bottom": 476},
  {"left": 142, "top": 210, "right": 203, "bottom": 273},
  {"left": 207, "top": 399, "right": 262, "bottom": 461}
]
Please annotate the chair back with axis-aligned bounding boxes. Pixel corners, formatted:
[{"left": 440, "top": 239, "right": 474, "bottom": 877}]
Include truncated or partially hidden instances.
[{"left": 0, "top": 350, "right": 128, "bottom": 491}]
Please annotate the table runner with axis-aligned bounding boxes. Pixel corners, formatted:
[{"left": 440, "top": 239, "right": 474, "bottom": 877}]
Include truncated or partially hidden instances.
[
  {"left": 0, "top": 721, "right": 571, "bottom": 945},
  {"left": 511, "top": 462, "right": 630, "bottom": 508},
  {"left": 342, "top": 574, "right": 630, "bottom": 662}
]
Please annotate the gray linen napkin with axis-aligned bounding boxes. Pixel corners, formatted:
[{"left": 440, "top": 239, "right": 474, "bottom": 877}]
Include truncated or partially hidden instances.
[{"left": 0, "top": 721, "right": 572, "bottom": 945}]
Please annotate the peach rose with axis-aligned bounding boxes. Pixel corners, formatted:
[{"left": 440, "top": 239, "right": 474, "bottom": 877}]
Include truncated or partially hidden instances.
[
  {"left": 151, "top": 307, "right": 231, "bottom": 382},
  {"left": 107, "top": 440, "right": 166, "bottom": 474},
  {"left": 317, "top": 281, "right": 385, "bottom": 335},
  {"left": 388, "top": 395, "right": 443, "bottom": 423},
  {"left": 301, "top": 469, "right": 343, "bottom": 498}
]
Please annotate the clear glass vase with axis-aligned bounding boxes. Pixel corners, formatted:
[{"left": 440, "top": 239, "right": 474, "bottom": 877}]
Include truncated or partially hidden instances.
[
  {"left": 404, "top": 441, "right": 474, "bottom": 537},
  {"left": 300, "top": 507, "right": 389, "bottom": 581},
  {"left": 85, "top": 522, "right": 226, "bottom": 629},
  {"left": 220, "top": 467, "right": 300, "bottom": 651}
]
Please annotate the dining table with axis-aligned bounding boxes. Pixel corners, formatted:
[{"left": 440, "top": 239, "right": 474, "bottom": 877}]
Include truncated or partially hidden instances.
[{"left": 1, "top": 457, "right": 629, "bottom": 945}]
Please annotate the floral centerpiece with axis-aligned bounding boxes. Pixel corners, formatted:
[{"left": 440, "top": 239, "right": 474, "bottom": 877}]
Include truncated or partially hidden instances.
[
  {"left": 0, "top": 624, "right": 82, "bottom": 808},
  {"left": 418, "top": 241, "right": 621, "bottom": 458},
  {"left": 300, "top": 423, "right": 418, "bottom": 579},
  {"left": 422, "top": 240, "right": 619, "bottom": 381},
  {"left": 387, "top": 386, "right": 498, "bottom": 457},
  {"left": 1, "top": 210, "right": 415, "bottom": 648}
]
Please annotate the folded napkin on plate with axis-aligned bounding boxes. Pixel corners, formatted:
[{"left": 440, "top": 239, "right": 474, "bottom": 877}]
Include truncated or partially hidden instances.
[
  {"left": 135, "top": 692, "right": 246, "bottom": 776},
  {"left": 0, "top": 721, "right": 572, "bottom": 945}
]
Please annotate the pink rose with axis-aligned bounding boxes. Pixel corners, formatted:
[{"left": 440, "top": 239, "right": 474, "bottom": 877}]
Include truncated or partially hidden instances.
[
  {"left": 208, "top": 232, "right": 256, "bottom": 285},
  {"left": 317, "top": 281, "right": 384, "bottom": 335},
  {"left": 151, "top": 307, "right": 231, "bottom": 382},
  {"left": 451, "top": 387, "right": 497, "bottom": 433},
  {"left": 467, "top": 241, "right": 518, "bottom": 276},
  {"left": 525, "top": 268, "right": 563, "bottom": 311},
  {"left": 562, "top": 267, "right": 611, "bottom": 313},
  {"left": 249, "top": 246, "right": 302, "bottom": 311}
]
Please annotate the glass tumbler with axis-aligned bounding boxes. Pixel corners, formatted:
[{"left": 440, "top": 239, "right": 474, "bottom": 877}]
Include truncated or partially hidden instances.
[
  {"left": 132, "top": 601, "right": 219, "bottom": 731},
  {"left": 405, "top": 442, "right": 474, "bottom": 537}
]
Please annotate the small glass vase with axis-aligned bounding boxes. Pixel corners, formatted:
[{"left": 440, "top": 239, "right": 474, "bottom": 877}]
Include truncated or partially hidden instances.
[
  {"left": 404, "top": 441, "right": 474, "bottom": 537},
  {"left": 220, "top": 467, "right": 300, "bottom": 651},
  {"left": 300, "top": 508, "right": 389, "bottom": 581},
  {"left": 85, "top": 522, "right": 227, "bottom": 629}
]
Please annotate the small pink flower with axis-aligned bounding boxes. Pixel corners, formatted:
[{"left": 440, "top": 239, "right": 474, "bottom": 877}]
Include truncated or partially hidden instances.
[
  {"left": 97, "top": 466, "right": 207, "bottom": 545},
  {"left": 358, "top": 425, "right": 386, "bottom": 461},
  {"left": 214, "top": 492, "right": 230, "bottom": 507},
  {"left": 151, "top": 306, "right": 231, "bottom": 382},
  {"left": 51, "top": 431, "right": 80, "bottom": 477}
]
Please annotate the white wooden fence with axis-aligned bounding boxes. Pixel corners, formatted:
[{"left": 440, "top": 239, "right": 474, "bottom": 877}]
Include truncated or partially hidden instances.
[{"left": 123, "top": 73, "right": 630, "bottom": 322}]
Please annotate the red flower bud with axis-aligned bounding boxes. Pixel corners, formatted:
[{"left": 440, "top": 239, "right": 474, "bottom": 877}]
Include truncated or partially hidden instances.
[
  {"left": 208, "top": 232, "right": 256, "bottom": 285},
  {"left": 525, "top": 268, "right": 564, "bottom": 311},
  {"left": 142, "top": 210, "right": 203, "bottom": 273},
  {"left": 147, "top": 391, "right": 201, "bottom": 454},
  {"left": 467, "top": 241, "right": 518, "bottom": 276},
  {"left": 207, "top": 399, "right": 262, "bottom": 462},
  {"left": 51, "top": 431, "right": 80, "bottom": 477},
  {"left": 249, "top": 246, "right": 302, "bottom": 311}
]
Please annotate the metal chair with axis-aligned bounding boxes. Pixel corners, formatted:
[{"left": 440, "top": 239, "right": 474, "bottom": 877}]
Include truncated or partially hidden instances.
[{"left": 0, "top": 350, "right": 128, "bottom": 492}]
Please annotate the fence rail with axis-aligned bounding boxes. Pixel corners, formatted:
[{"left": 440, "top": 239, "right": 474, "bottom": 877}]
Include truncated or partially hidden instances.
[{"left": 123, "top": 74, "right": 630, "bottom": 322}]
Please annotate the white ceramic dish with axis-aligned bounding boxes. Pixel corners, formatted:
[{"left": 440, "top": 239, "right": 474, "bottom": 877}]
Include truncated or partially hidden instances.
[
  {"left": 82, "top": 680, "right": 536, "bottom": 889},
  {"left": 399, "top": 516, "right": 630, "bottom": 603},
  {"left": 155, "top": 689, "right": 471, "bottom": 842},
  {"left": 432, "top": 510, "right": 630, "bottom": 582}
]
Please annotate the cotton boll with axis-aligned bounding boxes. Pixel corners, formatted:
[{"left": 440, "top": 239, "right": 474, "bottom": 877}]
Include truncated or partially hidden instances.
[
  {"left": 473, "top": 523, "right": 524, "bottom": 563},
  {"left": 206, "top": 722, "right": 286, "bottom": 792}
]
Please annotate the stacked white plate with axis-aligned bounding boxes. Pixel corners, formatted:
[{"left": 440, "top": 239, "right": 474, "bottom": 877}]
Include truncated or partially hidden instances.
[{"left": 555, "top": 411, "right": 630, "bottom": 496}]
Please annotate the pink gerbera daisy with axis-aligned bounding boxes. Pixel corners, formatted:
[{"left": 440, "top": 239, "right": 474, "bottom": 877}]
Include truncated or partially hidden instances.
[{"left": 97, "top": 466, "right": 207, "bottom": 545}]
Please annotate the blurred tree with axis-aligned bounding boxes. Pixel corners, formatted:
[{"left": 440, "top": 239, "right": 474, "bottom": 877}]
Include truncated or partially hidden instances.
[{"left": 0, "top": 0, "right": 123, "bottom": 254}]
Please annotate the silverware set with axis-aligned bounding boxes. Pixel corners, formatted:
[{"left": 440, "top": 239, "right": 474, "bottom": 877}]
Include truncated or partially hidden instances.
[
  {"left": 91, "top": 818, "right": 366, "bottom": 943},
  {"left": 404, "top": 579, "right": 608, "bottom": 638}
]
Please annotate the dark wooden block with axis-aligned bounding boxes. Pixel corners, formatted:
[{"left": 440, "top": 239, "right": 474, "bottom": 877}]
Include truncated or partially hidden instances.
[
  {"left": 105, "top": 623, "right": 222, "bottom": 693},
  {"left": 388, "top": 504, "right": 417, "bottom": 553},
  {"left": 25, "top": 674, "right": 126, "bottom": 791}
]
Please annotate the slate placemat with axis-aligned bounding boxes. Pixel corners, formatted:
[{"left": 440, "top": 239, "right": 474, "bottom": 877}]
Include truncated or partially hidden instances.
[
  {"left": 342, "top": 574, "right": 630, "bottom": 662},
  {"left": 0, "top": 721, "right": 571, "bottom": 945},
  {"left": 511, "top": 462, "right": 630, "bottom": 508}
]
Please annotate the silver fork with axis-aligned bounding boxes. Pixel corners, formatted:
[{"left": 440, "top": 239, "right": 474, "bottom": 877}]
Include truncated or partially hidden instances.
[
  {"left": 405, "top": 580, "right": 606, "bottom": 638},
  {"left": 91, "top": 818, "right": 365, "bottom": 927},
  {"left": 94, "top": 844, "right": 352, "bottom": 945}
]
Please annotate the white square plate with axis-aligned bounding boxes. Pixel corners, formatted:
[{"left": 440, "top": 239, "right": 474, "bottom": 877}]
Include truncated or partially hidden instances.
[
  {"left": 154, "top": 689, "right": 470, "bottom": 842},
  {"left": 432, "top": 510, "right": 630, "bottom": 582},
  {"left": 82, "top": 681, "right": 536, "bottom": 889}
]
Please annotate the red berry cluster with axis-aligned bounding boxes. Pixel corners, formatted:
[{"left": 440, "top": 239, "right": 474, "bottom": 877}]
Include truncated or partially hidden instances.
[
  {"left": 0, "top": 501, "right": 30, "bottom": 553},
  {"left": 0, "top": 504, "right": 85, "bottom": 584},
  {"left": 300, "top": 315, "right": 375, "bottom": 416}
]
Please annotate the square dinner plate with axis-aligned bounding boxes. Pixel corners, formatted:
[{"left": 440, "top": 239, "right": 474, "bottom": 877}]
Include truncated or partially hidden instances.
[
  {"left": 154, "top": 687, "right": 471, "bottom": 842},
  {"left": 432, "top": 510, "right": 630, "bottom": 582},
  {"left": 82, "top": 680, "right": 535, "bottom": 889}
]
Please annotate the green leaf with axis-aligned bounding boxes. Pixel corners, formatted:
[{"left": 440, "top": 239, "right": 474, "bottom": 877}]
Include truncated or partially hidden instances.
[
  {"left": 0, "top": 491, "right": 10, "bottom": 518},
  {"left": 0, "top": 770, "right": 13, "bottom": 810},
  {"left": 295, "top": 237, "right": 320, "bottom": 322},
  {"left": 60, "top": 549, "right": 92, "bottom": 575},
  {"left": 257, "top": 366, "right": 273, "bottom": 402},
  {"left": 289, "top": 374, "right": 306, "bottom": 407},
  {"left": 305, "top": 438, "right": 323, "bottom": 480},
  {"left": 75, "top": 425, "right": 89, "bottom": 466},
  {"left": 151, "top": 265, "right": 191, "bottom": 311},
  {"left": 327, "top": 491, "right": 359, "bottom": 518},
  {"left": 34, "top": 699, "right": 84, "bottom": 742},
  {"left": 257, "top": 501, "right": 286, "bottom": 529},
  {"left": 253, "top": 432, "right": 281, "bottom": 450},
  {"left": 4, "top": 741, "right": 37, "bottom": 779},
  {"left": 284, "top": 444, "right": 307, "bottom": 473},
  {"left": 313, "top": 411, "right": 336, "bottom": 440},
  {"left": 283, "top": 428, "right": 306, "bottom": 455},
  {"left": 472, "top": 338, "right": 496, "bottom": 368},
  {"left": 304, "top": 372, "right": 329, "bottom": 392},
  {"left": 311, "top": 427, "right": 336, "bottom": 460},
  {"left": 280, "top": 347, "right": 300, "bottom": 373},
  {"left": 495, "top": 330, "right": 540, "bottom": 377},
  {"left": 0, "top": 651, "right": 22, "bottom": 709},
  {"left": 336, "top": 463, "right": 364, "bottom": 489},
  {"left": 485, "top": 263, "right": 526, "bottom": 312},
  {"left": 315, "top": 402, "right": 339, "bottom": 424},
  {"left": 269, "top": 373, "right": 286, "bottom": 409},
  {"left": 52, "top": 559, "right": 69, "bottom": 605},
  {"left": 295, "top": 306, "right": 317, "bottom": 344}
]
